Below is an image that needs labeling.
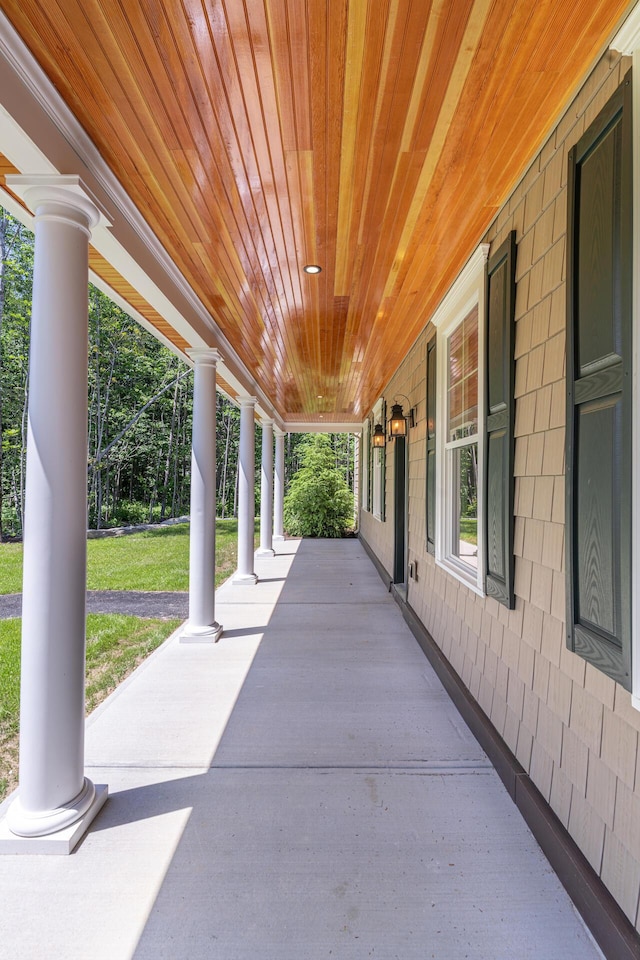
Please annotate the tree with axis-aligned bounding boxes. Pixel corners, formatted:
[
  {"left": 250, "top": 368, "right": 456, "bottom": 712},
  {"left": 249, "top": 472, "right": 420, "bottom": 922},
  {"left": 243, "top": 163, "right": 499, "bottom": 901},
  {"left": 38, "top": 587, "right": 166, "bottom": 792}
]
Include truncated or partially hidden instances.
[
  {"left": 86, "top": 285, "right": 193, "bottom": 528},
  {"left": 0, "top": 214, "right": 33, "bottom": 538},
  {"left": 283, "top": 434, "right": 354, "bottom": 538},
  {"left": 0, "top": 206, "right": 358, "bottom": 536}
]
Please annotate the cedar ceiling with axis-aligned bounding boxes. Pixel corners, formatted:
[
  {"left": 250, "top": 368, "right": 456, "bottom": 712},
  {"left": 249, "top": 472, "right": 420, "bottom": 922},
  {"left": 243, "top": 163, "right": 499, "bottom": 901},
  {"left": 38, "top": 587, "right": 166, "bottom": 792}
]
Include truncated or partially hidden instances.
[{"left": 1, "top": 0, "right": 632, "bottom": 423}]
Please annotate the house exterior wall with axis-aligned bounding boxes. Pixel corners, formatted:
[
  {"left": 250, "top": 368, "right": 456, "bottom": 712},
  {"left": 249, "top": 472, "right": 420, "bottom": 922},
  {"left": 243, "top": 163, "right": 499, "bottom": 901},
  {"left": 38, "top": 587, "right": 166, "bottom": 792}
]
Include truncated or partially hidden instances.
[{"left": 360, "top": 48, "right": 640, "bottom": 928}]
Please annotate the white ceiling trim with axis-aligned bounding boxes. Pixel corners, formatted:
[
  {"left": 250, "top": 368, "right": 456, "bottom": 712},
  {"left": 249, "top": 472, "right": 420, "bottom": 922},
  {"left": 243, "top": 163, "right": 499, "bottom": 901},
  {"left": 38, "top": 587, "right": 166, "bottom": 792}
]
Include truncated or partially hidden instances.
[
  {"left": 284, "top": 422, "right": 361, "bottom": 434},
  {"left": 0, "top": 176, "right": 191, "bottom": 368},
  {"left": 0, "top": 9, "right": 282, "bottom": 428},
  {"left": 428, "top": 244, "right": 490, "bottom": 330},
  {"left": 611, "top": 2, "right": 640, "bottom": 52}
]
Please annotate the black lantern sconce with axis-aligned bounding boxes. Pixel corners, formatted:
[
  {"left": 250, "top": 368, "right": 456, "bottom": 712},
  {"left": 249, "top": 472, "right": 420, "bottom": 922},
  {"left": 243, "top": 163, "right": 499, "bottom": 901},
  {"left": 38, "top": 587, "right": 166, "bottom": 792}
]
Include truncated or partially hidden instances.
[
  {"left": 388, "top": 395, "right": 415, "bottom": 438},
  {"left": 372, "top": 423, "right": 386, "bottom": 447}
]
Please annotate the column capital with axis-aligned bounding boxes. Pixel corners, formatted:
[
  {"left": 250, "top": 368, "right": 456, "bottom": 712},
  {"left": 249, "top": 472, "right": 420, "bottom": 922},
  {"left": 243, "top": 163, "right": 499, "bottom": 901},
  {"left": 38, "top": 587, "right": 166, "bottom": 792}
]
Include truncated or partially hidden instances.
[
  {"left": 274, "top": 427, "right": 287, "bottom": 438},
  {"left": 260, "top": 417, "right": 274, "bottom": 428},
  {"left": 186, "top": 346, "right": 223, "bottom": 367},
  {"left": 6, "top": 175, "right": 111, "bottom": 235},
  {"left": 238, "top": 395, "right": 258, "bottom": 409}
]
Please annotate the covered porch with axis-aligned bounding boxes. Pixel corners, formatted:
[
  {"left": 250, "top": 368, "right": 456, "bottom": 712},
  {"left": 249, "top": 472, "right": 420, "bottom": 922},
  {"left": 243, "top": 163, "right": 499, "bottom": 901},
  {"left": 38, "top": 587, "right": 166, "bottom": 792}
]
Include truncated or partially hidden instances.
[
  {"left": 3, "top": 2, "right": 640, "bottom": 956},
  {"left": 0, "top": 538, "right": 601, "bottom": 958}
]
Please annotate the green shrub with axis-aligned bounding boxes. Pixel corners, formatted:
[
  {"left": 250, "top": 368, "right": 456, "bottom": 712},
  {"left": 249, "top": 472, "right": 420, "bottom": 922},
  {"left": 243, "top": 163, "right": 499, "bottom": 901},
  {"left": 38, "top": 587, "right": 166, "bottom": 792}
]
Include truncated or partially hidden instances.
[
  {"left": 111, "top": 500, "right": 153, "bottom": 526},
  {"left": 283, "top": 434, "right": 353, "bottom": 538}
]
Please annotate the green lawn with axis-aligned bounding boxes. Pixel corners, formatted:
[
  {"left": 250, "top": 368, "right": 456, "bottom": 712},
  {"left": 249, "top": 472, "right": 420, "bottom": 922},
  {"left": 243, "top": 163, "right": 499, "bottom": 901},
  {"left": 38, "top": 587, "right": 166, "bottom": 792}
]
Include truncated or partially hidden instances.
[
  {"left": 0, "top": 517, "right": 256, "bottom": 802},
  {"left": 0, "top": 614, "right": 180, "bottom": 801},
  {"left": 459, "top": 517, "right": 477, "bottom": 545},
  {"left": 0, "top": 518, "right": 257, "bottom": 594},
  {"left": 0, "top": 542, "right": 21, "bottom": 595}
]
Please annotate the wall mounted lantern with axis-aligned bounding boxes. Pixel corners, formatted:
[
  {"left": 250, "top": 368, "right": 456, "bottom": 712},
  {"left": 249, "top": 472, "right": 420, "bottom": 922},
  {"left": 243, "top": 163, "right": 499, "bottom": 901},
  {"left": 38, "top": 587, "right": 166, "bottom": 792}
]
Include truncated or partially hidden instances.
[
  {"left": 388, "top": 396, "right": 415, "bottom": 438},
  {"left": 372, "top": 423, "right": 386, "bottom": 447}
]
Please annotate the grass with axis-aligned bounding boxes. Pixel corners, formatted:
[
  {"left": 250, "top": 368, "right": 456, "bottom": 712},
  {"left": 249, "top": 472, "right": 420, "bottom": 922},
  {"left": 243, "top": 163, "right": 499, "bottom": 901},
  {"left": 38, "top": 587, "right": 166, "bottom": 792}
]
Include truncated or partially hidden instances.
[
  {"left": 0, "top": 518, "right": 258, "bottom": 594},
  {"left": 459, "top": 517, "right": 477, "bottom": 545},
  {"left": 0, "top": 517, "right": 257, "bottom": 801},
  {"left": 0, "top": 614, "right": 180, "bottom": 801},
  {"left": 0, "top": 542, "right": 21, "bottom": 595}
]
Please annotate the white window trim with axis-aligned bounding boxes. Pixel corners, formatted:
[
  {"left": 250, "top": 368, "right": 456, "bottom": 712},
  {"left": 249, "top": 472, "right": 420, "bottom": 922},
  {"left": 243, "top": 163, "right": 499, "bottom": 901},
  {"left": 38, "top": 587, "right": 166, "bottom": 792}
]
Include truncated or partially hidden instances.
[
  {"left": 612, "top": 15, "right": 640, "bottom": 709},
  {"left": 432, "top": 244, "right": 489, "bottom": 595},
  {"left": 372, "top": 398, "right": 385, "bottom": 521},
  {"left": 361, "top": 419, "right": 370, "bottom": 511}
]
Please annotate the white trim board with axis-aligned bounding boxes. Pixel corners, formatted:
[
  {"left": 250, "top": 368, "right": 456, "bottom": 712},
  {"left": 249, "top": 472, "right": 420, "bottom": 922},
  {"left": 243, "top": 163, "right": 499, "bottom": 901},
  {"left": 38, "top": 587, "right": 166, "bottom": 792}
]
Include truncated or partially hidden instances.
[
  {"left": 611, "top": 17, "right": 640, "bottom": 709},
  {"left": 0, "top": 9, "right": 281, "bottom": 429}
]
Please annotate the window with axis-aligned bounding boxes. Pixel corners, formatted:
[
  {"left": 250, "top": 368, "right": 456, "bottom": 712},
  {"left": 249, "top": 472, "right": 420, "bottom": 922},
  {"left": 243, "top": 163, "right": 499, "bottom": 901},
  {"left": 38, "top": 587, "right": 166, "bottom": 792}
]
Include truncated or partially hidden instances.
[
  {"left": 372, "top": 398, "right": 386, "bottom": 521},
  {"left": 425, "top": 335, "right": 437, "bottom": 555},
  {"left": 566, "top": 72, "right": 632, "bottom": 689},
  {"left": 428, "top": 239, "right": 515, "bottom": 598},
  {"left": 361, "top": 419, "right": 370, "bottom": 511},
  {"left": 432, "top": 245, "right": 489, "bottom": 593},
  {"left": 446, "top": 306, "right": 480, "bottom": 572}
]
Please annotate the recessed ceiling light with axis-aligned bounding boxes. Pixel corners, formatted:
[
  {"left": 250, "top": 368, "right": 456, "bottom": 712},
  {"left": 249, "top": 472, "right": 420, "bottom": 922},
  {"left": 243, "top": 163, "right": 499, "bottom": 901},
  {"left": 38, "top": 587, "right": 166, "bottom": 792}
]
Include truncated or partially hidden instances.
[
  {"left": 303, "top": 264, "right": 322, "bottom": 274},
  {"left": 317, "top": 395, "right": 323, "bottom": 399}
]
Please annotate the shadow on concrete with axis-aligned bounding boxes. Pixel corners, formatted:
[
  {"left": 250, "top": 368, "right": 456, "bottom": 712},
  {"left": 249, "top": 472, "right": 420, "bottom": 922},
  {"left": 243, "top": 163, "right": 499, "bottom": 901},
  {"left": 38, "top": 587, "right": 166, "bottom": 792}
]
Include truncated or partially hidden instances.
[{"left": 81, "top": 539, "right": 601, "bottom": 960}]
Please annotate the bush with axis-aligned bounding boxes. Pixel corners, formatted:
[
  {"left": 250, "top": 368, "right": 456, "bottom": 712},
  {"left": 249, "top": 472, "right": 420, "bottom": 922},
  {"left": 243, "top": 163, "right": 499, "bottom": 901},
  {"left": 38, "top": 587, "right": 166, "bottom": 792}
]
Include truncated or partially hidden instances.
[
  {"left": 283, "top": 434, "right": 353, "bottom": 538},
  {"left": 89, "top": 500, "right": 164, "bottom": 529},
  {"left": 111, "top": 500, "right": 150, "bottom": 526}
]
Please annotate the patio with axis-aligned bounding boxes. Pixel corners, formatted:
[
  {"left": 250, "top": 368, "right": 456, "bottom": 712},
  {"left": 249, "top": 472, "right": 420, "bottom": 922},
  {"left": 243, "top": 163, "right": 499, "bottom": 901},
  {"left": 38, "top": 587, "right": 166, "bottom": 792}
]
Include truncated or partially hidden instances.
[{"left": 0, "top": 538, "right": 602, "bottom": 959}]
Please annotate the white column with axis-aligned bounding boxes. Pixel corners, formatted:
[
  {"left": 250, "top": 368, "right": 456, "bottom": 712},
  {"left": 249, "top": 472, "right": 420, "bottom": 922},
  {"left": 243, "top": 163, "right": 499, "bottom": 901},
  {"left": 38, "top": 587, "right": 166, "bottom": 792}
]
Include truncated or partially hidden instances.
[
  {"left": 353, "top": 432, "right": 360, "bottom": 532},
  {"left": 233, "top": 396, "right": 258, "bottom": 584},
  {"left": 273, "top": 429, "right": 285, "bottom": 541},
  {"left": 181, "top": 348, "right": 223, "bottom": 642},
  {"left": 4, "top": 177, "right": 109, "bottom": 844},
  {"left": 256, "top": 419, "right": 275, "bottom": 557}
]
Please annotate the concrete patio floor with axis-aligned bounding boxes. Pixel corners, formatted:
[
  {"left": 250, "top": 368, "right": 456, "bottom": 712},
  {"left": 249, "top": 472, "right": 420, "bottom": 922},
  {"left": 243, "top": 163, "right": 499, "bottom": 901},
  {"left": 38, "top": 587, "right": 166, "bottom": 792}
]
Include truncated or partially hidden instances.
[{"left": 0, "top": 538, "right": 602, "bottom": 959}]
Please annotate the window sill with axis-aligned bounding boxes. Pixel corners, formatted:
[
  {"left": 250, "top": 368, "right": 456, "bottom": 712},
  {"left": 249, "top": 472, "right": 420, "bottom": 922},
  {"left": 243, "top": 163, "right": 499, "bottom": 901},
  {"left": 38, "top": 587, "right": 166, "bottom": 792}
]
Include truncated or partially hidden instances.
[{"left": 436, "top": 555, "right": 485, "bottom": 597}]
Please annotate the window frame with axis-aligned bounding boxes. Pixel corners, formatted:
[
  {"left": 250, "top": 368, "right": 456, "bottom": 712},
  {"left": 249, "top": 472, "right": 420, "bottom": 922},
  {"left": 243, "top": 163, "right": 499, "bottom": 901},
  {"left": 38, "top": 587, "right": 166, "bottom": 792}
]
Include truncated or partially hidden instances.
[
  {"left": 432, "top": 245, "right": 489, "bottom": 594},
  {"left": 425, "top": 335, "right": 437, "bottom": 555},
  {"left": 372, "top": 397, "right": 386, "bottom": 521},
  {"left": 361, "top": 418, "right": 370, "bottom": 512},
  {"left": 612, "top": 17, "right": 640, "bottom": 708}
]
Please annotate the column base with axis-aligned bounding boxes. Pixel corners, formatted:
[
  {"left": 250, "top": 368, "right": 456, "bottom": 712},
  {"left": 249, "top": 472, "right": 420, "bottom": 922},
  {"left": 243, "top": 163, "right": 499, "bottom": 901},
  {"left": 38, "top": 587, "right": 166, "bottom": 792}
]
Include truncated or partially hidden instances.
[
  {"left": 0, "top": 781, "right": 108, "bottom": 854},
  {"left": 273, "top": 535, "right": 285, "bottom": 542},
  {"left": 180, "top": 621, "right": 223, "bottom": 643},
  {"left": 256, "top": 547, "right": 276, "bottom": 557},
  {"left": 232, "top": 571, "right": 259, "bottom": 585}
]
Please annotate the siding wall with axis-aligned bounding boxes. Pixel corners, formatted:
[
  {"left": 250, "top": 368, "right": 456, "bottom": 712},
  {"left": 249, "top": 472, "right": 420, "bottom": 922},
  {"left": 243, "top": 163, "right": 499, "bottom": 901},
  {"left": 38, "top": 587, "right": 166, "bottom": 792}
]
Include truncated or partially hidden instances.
[{"left": 360, "top": 49, "right": 640, "bottom": 927}]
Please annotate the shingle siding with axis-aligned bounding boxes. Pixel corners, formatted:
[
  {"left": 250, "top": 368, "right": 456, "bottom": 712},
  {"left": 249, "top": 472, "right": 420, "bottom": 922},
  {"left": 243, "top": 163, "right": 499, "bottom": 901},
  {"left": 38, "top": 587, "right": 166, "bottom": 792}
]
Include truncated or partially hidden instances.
[{"left": 360, "top": 50, "right": 640, "bottom": 928}]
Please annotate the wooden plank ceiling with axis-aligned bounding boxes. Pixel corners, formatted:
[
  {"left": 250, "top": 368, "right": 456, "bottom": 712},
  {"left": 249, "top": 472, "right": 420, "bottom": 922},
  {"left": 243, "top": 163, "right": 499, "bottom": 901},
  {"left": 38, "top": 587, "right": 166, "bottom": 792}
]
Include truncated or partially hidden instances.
[{"left": 2, "top": 0, "right": 632, "bottom": 423}]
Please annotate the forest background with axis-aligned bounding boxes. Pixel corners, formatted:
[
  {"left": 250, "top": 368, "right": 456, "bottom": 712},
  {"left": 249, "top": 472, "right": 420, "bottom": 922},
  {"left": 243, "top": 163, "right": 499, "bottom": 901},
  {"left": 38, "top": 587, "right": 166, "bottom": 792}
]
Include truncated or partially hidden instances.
[{"left": 0, "top": 210, "right": 356, "bottom": 540}]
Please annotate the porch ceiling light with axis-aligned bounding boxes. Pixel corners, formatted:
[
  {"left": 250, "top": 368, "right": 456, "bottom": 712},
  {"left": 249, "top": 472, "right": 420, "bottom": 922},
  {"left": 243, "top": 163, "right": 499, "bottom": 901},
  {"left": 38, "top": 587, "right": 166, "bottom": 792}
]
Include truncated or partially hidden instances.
[
  {"left": 303, "top": 264, "right": 322, "bottom": 274},
  {"left": 372, "top": 423, "right": 386, "bottom": 447}
]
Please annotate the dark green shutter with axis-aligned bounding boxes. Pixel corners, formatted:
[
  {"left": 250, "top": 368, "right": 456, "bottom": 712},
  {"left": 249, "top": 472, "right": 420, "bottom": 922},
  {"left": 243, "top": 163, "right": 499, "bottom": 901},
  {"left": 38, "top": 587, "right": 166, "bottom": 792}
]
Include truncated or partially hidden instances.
[
  {"left": 393, "top": 436, "right": 406, "bottom": 583},
  {"left": 367, "top": 416, "right": 373, "bottom": 512},
  {"left": 426, "top": 336, "right": 437, "bottom": 555},
  {"left": 380, "top": 399, "right": 386, "bottom": 522},
  {"left": 566, "top": 72, "right": 632, "bottom": 688},
  {"left": 483, "top": 231, "right": 517, "bottom": 607}
]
